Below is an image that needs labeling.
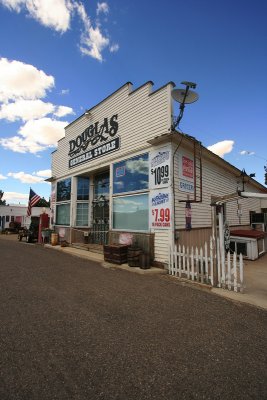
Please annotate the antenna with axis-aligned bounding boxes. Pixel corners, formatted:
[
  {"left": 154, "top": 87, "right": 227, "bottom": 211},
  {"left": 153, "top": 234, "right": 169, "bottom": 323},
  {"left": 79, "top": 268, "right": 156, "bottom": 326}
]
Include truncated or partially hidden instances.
[{"left": 171, "top": 81, "right": 199, "bottom": 129}]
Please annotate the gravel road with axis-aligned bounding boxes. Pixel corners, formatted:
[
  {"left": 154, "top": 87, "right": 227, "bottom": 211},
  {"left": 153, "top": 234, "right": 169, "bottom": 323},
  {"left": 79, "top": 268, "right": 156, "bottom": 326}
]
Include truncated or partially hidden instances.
[{"left": 0, "top": 236, "right": 266, "bottom": 400}]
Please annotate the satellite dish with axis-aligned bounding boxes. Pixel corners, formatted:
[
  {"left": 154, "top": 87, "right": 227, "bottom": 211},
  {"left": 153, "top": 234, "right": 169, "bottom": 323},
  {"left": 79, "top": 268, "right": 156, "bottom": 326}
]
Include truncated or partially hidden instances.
[
  {"left": 171, "top": 81, "right": 199, "bottom": 130},
  {"left": 171, "top": 88, "right": 199, "bottom": 104}
]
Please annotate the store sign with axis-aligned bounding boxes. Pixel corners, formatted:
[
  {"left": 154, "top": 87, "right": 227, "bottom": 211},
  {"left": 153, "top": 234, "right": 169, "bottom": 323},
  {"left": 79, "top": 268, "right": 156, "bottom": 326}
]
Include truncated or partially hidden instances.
[
  {"left": 68, "top": 114, "right": 119, "bottom": 167},
  {"left": 149, "top": 147, "right": 171, "bottom": 189},
  {"left": 149, "top": 189, "right": 172, "bottom": 229},
  {"left": 69, "top": 137, "right": 120, "bottom": 168},
  {"left": 178, "top": 152, "right": 194, "bottom": 193}
]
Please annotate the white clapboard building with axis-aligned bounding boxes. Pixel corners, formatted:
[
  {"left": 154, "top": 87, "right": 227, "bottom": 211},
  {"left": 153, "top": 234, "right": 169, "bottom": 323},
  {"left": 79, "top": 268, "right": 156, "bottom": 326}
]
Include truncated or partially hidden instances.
[
  {"left": 49, "top": 81, "right": 267, "bottom": 267},
  {"left": 0, "top": 205, "right": 50, "bottom": 231}
]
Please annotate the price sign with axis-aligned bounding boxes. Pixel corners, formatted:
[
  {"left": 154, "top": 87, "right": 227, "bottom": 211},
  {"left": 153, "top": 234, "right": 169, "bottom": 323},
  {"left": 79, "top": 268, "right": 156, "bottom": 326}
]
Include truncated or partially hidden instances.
[
  {"left": 149, "top": 147, "right": 171, "bottom": 189},
  {"left": 149, "top": 189, "right": 172, "bottom": 229}
]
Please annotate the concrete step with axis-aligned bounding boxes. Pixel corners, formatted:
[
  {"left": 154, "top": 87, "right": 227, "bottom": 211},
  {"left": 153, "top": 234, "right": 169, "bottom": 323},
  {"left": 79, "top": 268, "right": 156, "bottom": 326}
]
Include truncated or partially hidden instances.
[{"left": 71, "top": 243, "right": 104, "bottom": 254}]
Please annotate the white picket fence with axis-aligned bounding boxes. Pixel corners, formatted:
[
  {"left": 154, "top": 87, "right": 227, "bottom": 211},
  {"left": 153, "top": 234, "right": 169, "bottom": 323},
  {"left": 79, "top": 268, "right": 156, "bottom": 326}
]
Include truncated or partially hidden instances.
[
  {"left": 216, "top": 238, "right": 244, "bottom": 292},
  {"left": 169, "top": 237, "right": 244, "bottom": 292}
]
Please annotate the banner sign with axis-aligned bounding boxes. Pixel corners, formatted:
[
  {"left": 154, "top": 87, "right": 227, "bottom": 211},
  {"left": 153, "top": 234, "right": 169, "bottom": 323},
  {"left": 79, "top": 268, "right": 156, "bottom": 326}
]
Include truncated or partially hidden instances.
[
  {"left": 149, "top": 189, "right": 172, "bottom": 229},
  {"left": 69, "top": 137, "right": 120, "bottom": 168},
  {"left": 149, "top": 147, "right": 171, "bottom": 189}
]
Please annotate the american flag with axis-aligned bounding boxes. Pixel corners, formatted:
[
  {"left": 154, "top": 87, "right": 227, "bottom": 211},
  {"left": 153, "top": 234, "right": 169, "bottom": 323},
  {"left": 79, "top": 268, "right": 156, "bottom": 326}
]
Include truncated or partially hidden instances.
[{"left": 27, "top": 189, "right": 41, "bottom": 217}]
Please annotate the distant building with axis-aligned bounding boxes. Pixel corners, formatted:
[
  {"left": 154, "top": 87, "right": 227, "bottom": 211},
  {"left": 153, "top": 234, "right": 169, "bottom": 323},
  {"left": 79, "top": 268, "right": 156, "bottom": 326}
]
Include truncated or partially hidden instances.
[{"left": 0, "top": 205, "right": 51, "bottom": 231}]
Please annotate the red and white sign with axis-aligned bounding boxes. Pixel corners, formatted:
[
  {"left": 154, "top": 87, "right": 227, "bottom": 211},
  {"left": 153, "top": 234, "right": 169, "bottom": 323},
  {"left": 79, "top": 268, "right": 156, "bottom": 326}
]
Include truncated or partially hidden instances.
[
  {"left": 182, "top": 156, "right": 193, "bottom": 179},
  {"left": 178, "top": 152, "right": 194, "bottom": 193}
]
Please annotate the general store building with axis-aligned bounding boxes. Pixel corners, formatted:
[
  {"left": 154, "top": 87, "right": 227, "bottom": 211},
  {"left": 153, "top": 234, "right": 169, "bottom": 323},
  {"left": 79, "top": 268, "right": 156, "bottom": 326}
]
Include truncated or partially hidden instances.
[{"left": 50, "top": 81, "right": 267, "bottom": 267}]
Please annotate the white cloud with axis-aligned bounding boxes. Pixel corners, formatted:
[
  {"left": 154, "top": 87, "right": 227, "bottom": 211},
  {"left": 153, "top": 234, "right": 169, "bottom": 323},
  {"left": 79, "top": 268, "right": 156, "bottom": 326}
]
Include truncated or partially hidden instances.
[
  {"left": 54, "top": 105, "right": 74, "bottom": 118},
  {"left": 0, "top": 99, "right": 74, "bottom": 121},
  {"left": 2, "top": 191, "right": 29, "bottom": 204},
  {"left": 80, "top": 26, "right": 109, "bottom": 62},
  {"left": 207, "top": 140, "right": 234, "bottom": 158},
  {"left": 0, "top": 58, "right": 54, "bottom": 102},
  {"left": 34, "top": 169, "right": 51, "bottom": 177},
  {"left": 19, "top": 118, "right": 67, "bottom": 145},
  {"left": 60, "top": 89, "right": 69, "bottom": 95},
  {"left": 0, "top": 174, "right": 7, "bottom": 180},
  {"left": 110, "top": 43, "right": 119, "bottom": 53},
  {"left": 8, "top": 171, "right": 46, "bottom": 184},
  {"left": 76, "top": 3, "right": 109, "bottom": 62},
  {"left": 240, "top": 150, "right": 255, "bottom": 156},
  {"left": 96, "top": 2, "right": 109, "bottom": 15},
  {"left": 0, "top": 99, "right": 54, "bottom": 121},
  {"left": 0, "top": 0, "right": 72, "bottom": 32},
  {"left": 0, "top": 117, "right": 68, "bottom": 153},
  {"left": 1, "top": 1, "right": 118, "bottom": 62}
]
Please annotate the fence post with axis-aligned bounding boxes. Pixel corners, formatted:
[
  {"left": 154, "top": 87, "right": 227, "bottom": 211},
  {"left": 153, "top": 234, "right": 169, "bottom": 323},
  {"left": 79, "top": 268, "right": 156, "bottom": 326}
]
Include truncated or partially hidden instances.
[
  {"left": 178, "top": 244, "right": 182, "bottom": 278},
  {"left": 217, "top": 238, "right": 221, "bottom": 288},
  {"left": 233, "top": 252, "right": 237, "bottom": 292},
  {"left": 239, "top": 253, "right": 244, "bottom": 293},
  {"left": 210, "top": 237, "right": 214, "bottom": 286},
  {"left": 191, "top": 246, "right": 194, "bottom": 281},
  {"left": 174, "top": 244, "right": 178, "bottom": 276},
  {"left": 200, "top": 247, "right": 204, "bottom": 283},
  {"left": 195, "top": 247, "right": 199, "bottom": 282},
  {"left": 204, "top": 242, "right": 208, "bottom": 283},
  {"left": 227, "top": 251, "right": 231, "bottom": 290}
]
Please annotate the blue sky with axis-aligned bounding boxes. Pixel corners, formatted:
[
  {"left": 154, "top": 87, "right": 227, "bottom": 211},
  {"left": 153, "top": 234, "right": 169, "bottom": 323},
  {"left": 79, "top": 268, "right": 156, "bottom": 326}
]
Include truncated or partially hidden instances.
[{"left": 0, "top": 0, "right": 266, "bottom": 204}]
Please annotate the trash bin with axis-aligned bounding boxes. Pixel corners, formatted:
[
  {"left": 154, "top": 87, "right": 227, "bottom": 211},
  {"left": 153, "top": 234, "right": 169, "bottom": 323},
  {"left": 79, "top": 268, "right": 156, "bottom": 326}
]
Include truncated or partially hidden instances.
[
  {"left": 127, "top": 247, "right": 142, "bottom": 267},
  {"left": 51, "top": 233, "right": 58, "bottom": 246},
  {"left": 140, "top": 253, "right": 150, "bottom": 269}
]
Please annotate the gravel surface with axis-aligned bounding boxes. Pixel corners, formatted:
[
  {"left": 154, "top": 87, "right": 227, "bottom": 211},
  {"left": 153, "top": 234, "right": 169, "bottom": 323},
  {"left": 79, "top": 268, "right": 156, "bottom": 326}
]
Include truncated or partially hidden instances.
[{"left": 0, "top": 237, "right": 266, "bottom": 400}]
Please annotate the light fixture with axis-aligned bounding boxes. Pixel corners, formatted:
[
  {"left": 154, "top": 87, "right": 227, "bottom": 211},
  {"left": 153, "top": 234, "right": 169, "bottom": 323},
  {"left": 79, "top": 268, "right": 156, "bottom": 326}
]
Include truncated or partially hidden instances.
[{"left": 84, "top": 111, "right": 92, "bottom": 120}]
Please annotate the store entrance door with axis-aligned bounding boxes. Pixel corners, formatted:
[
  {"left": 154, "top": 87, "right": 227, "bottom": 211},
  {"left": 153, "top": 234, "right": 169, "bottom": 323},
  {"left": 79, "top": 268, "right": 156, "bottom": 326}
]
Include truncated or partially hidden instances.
[{"left": 91, "top": 171, "right": 110, "bottom": 244}]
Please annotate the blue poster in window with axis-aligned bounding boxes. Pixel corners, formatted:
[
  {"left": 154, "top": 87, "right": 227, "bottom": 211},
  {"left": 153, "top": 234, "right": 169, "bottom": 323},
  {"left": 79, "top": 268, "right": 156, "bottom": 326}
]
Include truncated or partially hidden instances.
[{"left": 116, "top": 166, "right": 126, "bottom": 178}]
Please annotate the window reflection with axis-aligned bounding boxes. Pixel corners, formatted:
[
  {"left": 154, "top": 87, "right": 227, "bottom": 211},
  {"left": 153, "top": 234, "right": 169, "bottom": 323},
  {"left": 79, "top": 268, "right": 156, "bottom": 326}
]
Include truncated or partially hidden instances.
[
  {"left": 113, "top": 154, "right": 149, "bottom": 194},
  {"left": 77, "top": 177, "right": 89, "bottom": 200},
  {"left": 113, "top": 194, "right": 148, "bottom": 231},
  {"left": 57, "top": 178, "right": 71, "bottom": 202}
]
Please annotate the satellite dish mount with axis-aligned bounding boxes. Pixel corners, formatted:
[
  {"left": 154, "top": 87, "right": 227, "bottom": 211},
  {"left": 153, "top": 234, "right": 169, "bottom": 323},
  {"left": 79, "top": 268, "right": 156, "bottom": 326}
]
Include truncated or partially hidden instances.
[{"left": 171, "top": 81, "right": 199, "bottom": 130}]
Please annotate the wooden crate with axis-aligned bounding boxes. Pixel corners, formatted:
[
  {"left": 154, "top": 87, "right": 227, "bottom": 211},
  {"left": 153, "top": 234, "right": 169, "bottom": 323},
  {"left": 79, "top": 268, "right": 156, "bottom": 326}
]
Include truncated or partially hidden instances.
[{"left": 104, "top": 244, "right": 128, "bottom": 264}]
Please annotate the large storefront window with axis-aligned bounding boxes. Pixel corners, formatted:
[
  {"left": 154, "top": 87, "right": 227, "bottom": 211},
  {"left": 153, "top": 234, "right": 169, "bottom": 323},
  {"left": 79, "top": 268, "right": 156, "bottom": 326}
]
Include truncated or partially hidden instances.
[
  {"left": 77, "top": 177, "right": 89, "bottom": 200},
  {"left": 56, "top": 203, "right": 70, "bottom": 225},
  {"left": 76, "top": 203, "right": 89, "bottom": 226},
  {"left": 57, "top": 178, "right": 71, "bottom": 202},
  {"left": 113, "top": 153, "right": 149, "bottom": 194},
  {"left": 113, "top": 194, "right": 148, "bottom": 231}
]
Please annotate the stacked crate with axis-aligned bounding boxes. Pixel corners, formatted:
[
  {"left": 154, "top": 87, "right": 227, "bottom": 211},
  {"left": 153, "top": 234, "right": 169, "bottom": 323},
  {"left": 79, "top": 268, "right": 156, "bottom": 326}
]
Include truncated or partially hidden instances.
[{"left": 103, "top": 244, "right": 128, "bottom": 264}]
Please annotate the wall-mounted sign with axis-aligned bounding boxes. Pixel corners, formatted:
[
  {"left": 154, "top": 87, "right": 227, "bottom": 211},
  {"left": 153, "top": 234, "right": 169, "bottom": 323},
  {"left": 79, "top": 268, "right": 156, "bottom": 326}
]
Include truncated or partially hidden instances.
[
  {"left": 68, "top": 114, "right": 119, "bottom": 168},
  {"left": 149, "top": 147, "right": 171, "bottom": 189},
  {"left": 178, "top": 152, "right": 194, "bottom": 193},
  {"left": 149, "top": 189, "right": 172, "bottom": 229},
  {"left": 179, "top": 179, "right": 194, "bottom": 193},
  {"left": 69, "top": 137, "right": 120, "bottom": 168}
]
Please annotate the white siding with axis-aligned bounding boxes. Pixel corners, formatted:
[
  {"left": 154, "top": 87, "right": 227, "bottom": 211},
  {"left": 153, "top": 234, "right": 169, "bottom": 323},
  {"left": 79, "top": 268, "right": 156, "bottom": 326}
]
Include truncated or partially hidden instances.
[
  {"left": 154, "top": 230, "right": 170, "bottom": 264},
  {"left": 173, "top": 144, "right": 262, "bottom": 229},
  {"left": 52, "top": 82, "right": 172, "bottom": 179}
]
